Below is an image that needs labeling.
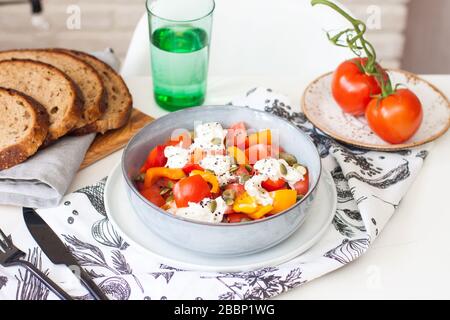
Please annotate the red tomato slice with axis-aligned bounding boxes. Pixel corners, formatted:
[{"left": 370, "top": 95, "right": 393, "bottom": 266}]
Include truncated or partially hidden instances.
[
  {"left": 182, "top": 163, "right": 204, "bottom": 175},
  {"left": 225, "top": 183, "right": 246, "bottom": 197},
  {"left": 226, "top": 213, "right": 249, "bottom": 223},
  {"left": 261, "top": 178, "right": 286, "bottom": 191},
  {"left": 140, "top": 145, "right": 167, "bottom": 172},
  {"left": 173, "top": 175, "right": 211, "bottom": 208},
  {"left": 140, "top": 185, "right": 165, "bottom": 207},
  {"left": 226, "top": 122, "right": 247, "bottom": 149},
  {"left": 245, "top": 144, "right": 279, "bottom": 164},
  {"left": 294, "top": 171, "right": 309, "bottom": 196}
]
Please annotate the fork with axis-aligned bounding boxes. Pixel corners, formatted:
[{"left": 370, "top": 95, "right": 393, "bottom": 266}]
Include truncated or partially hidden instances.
[{"left": 0, "top": 227, "right": 73, "bottom": 300}]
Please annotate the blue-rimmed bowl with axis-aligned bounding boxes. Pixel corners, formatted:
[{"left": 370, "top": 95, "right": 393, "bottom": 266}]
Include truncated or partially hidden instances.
[{"left": 122, "top": 106, "right": 321, "bottom": 256}]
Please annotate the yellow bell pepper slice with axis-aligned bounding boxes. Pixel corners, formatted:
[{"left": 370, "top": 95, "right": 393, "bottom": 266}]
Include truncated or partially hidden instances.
[
  {"left": 233, "top": 192, "right": 259, "bottom": 214},
  {"left": 246, "top": 205, "right": 274, "bottom": 220},
  {"left": 247, "top": 129, "right": 272, "bottom": 146},
  {"left": 144, "top": 167, "right": 186, "bottom": 188},
  {"left": 270, "top": 189, "right": 297, "bottom": 214},
  {"left": 190, "top": 170, "right": 220, "bottom": 193},
  {"left": 227, "top": 146, "right": 248, "bottom": 165}
]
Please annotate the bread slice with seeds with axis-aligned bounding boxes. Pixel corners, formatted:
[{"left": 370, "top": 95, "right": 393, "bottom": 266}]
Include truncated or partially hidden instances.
[
  {"left": 0, "top": 49, "right": 106, "bottom": 129},
  {"left": 0, "top": 59, "right": 82, "bottom": 143},
  {"left": 0, "top": 87, "right": 49, "bottom": 170},
  {"left": 60, "top": 50, "right": 132, "bottom": 134}
]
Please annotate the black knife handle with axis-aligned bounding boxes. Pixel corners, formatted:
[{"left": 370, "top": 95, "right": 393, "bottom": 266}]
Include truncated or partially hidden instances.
[
  {"left": 9, "top": 260, "right": 73, "bottom": 300},
  {"left": 79, "top": 268, "right": 109, "bottom": 300}
]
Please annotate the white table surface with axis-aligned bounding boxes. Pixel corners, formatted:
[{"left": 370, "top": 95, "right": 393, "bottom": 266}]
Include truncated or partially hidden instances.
[{"left": 1, "top": 75, "right": 449, "bottom": 299}]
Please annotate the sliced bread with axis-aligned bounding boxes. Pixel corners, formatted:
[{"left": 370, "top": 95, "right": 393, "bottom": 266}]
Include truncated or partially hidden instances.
[
  {"left": 0, "top": 59, "right": 82, "bottom": 143},
  {"left": 0, "top": 87, "right": 49, "bottom": 170},
  {"left": 61, "top": 50, "right": 132, "bottom": 134},
  {"left": 0, "top": 49, "right": 106, "bottom": 129}
]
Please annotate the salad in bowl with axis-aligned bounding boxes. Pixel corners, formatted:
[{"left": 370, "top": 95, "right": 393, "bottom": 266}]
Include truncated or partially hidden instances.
[{"left": 134, "top": 121, "right": 310, "bottom": 224}]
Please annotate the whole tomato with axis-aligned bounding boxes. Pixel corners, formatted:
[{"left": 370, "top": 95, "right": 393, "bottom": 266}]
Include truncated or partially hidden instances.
[
  {"left": 173, "top": 175, "right": 211, "bottom": 208},
  {"left": 332, "top": 58, "right": 386, "bottom": 115},
  {"left": 365, "top": 88, "right": 423, "bottom": 144}
]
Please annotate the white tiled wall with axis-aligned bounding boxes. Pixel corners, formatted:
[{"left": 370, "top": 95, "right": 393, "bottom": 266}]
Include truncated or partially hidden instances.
[{"left": 0, "top": 0, "right": 408, "bottom": 67}]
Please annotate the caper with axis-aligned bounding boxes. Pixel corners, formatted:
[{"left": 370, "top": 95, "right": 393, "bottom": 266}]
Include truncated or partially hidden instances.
[
  {"left": 222, "top": 189, "right": 236, "bottom": 200},
  {"left": 279, "top": 163, "right": 288, "bottom": 175},
  {"left": 135, "top": 173, "right": 145, "bottom": 182},
  {"left": 229, "top": 165, "right": 239, "bottom": 173},
  {"left": 280, "top": 152, "right": 298, "bottom": 166},
  {"left": 209, "top": 200, "right": 217, "bottom": 213},
  {"left": 211, "top": 137, "right": 222, "bottom": 145}
]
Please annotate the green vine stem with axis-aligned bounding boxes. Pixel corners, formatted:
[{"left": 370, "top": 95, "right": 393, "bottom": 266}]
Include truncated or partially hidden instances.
[{"left": 311, "top": 0, "right": 394, "bottom": 97}]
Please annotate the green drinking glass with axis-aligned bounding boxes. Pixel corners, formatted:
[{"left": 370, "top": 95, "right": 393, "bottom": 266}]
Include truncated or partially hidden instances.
[{"left": 146, "top": 0, "right": 215, "bottom": 111}]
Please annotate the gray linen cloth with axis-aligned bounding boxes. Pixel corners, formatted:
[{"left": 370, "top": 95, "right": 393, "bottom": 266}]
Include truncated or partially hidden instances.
[{"left": 0, "top": 49, "right": 120, "bottom": 208}]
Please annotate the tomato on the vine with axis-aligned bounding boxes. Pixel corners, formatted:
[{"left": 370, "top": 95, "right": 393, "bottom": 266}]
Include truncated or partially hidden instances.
[
  {"left": 332, "top": 58, "right": 386, "bottom": 116},
  {"left": 365, "top": 88, "right": 423, "bottom": 144}
]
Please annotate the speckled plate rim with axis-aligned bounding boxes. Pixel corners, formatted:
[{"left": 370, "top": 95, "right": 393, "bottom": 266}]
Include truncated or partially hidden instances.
[{"left": 301, "top": 70, "right": 450, "bottom": 151}]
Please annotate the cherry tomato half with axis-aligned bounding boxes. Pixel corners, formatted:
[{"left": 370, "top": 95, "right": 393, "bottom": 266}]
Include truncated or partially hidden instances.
[
  {"left": 140, "top": 185, "right": 165, "bottom": 207},
  {"left": 262, "top": 178, "right": 286, "bottom": 191},
  {"left": 294, "top": 170, "right": 309, "bottom": 196},
  {"left": 173, "top": 175, "right": 211, "bottom": 208}
]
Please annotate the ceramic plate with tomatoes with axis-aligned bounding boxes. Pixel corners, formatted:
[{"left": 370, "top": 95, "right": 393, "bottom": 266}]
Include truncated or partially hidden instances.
[{"left": 302, "top": 69, "right": 450, "bottom": 151}]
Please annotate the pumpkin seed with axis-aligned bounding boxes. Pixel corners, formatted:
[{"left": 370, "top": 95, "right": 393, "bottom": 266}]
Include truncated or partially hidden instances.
[
  {"left": 225, "top": 198, "right": 234, "bottom": 206},
  {"left": 135, "top": 173, "right": 145, "bottom": 182},
  {"left": 160, "top": 187, "right": 171, "bottom": 195},
  {"left": 229, "top": 165, "right": 239, "bottom": 173},
  {"left": 293, "top": 163, "right": 307, "bottom": 175},
  {"left": 244, "top": 164, "right": 253, "bottom": 173},
  {"left": 296, "top": 195, "right": 304, "bottom": 201},
  {"left": 205, "top": 169, "right": 215, "bottom": 174},
  {"left": 166, "top": 195, "right": 174, "bottom": 203},
  {"left": 189, "top": 130, "right": 195, "bottom": 140},
  {"left": 279, "top": 163, "right": 288, "bottom": 175},
  {"left": 280, "top": 152, "right": 297, "bottom": 166},
  {"left": 222, "top": 189, "right": 236, "bottom": 200},
  {"left": 211, "top": 137, "right": 222, "bottom": 145},
  {"left": 241, "top": 174, "right": 251, "bottom": 183},
  {"left": 167, "top": 180, "right": 174, "bottom": 188},
  {"left": 209, "top": 200, "right": 217, "bottom": 213}
]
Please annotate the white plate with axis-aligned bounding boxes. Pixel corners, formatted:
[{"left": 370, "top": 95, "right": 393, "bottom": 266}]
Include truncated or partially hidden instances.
[
  {"left": 302, "top": 70, "right": 450, "bottom": 151},
  {"left": 105, "top": 163, "right": 337, "bottom": 272}
]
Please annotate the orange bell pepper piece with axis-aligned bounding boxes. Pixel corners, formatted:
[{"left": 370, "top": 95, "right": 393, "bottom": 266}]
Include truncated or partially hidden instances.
[
  {"left": 233, "top": 192, "right": 259, "bottom": 214},
  {"left": 246, "top": 205, "right": 273, "bottom": 220},
  {"left": 270, "top": 189, "right": 297, "bottom": 214},
  {"left": 189, "top": 170, "right": 220, "bottom": 193},
  {"left": 247, "top": 129, "right": 272, "bottom": 147},
  {"left": 227, "top": 146, "right": 248, "bottom": 165},
  {"left": 144, "top": 167, "right": 186, "bottom": 188}
]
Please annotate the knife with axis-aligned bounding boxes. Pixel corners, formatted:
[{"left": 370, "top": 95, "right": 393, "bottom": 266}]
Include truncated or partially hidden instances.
[{"left": 23, "top": 207, "right": 109, "bottom": 300}]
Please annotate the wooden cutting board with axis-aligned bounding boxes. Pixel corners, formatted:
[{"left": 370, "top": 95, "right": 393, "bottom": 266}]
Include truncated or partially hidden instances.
[{"left": 79, "top": 108, "right": 154, "bottom": 170}]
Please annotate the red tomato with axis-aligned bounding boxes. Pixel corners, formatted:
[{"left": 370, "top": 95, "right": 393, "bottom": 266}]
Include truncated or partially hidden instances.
[
  {"left": 140, "top": 186, "right": 165, "bottom": 207},
  {"left": 294, "top": 170, "right": 309, "bottom": 196},
  {"left": 173, "top": 175, "right": 211, "bottom": 208},
  {"left": 245, "top": 144, "right": 279, "bottom": 164},
  {"left": 226, "top": 122, "right": 247, "bottom": 149},
  {"left": 365, "top": 89, "right": 423, "bottom": 144},
  {"left": 332, "top": 58, "right": 387, "bottom": 115},
  {"left": 182, "top": 163, "right": 204, "bottom": 175},
  {"left": 166, "top": 132, "right": 192, "bottom": 148},
  {"left": 140, "top": 145, "right": 167, "bottom": 172},
  {"left": 226, "top": 213, "right": 249, "bottom": 223},
  {"left": 225, "top": 183, "right": 246, "bottom": 197},
  {"left": 262, "top": 178, "right": 286, "bottom": 191}
]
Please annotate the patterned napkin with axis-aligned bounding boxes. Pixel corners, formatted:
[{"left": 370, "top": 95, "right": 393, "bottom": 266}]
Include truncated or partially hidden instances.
[{"left": 0, "top": 88, "right": 429, "bottom": 300}]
